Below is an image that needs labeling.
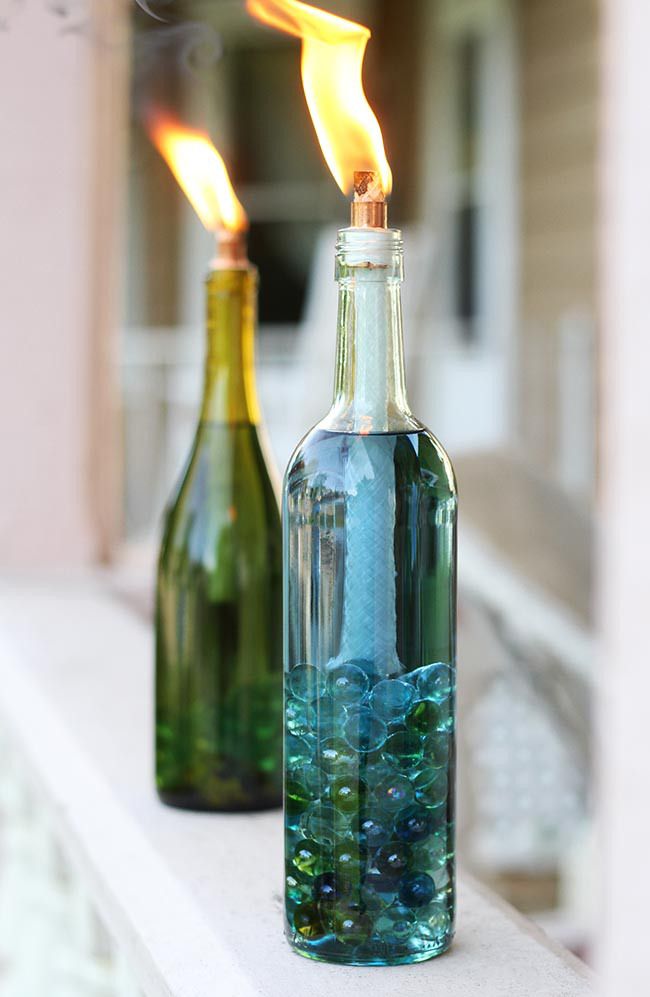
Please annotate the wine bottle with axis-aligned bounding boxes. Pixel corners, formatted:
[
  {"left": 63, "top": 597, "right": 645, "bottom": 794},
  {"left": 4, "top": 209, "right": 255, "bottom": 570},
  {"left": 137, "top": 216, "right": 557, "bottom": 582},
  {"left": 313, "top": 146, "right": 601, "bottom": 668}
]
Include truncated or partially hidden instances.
[
  {"left": 156, "top": 256, "right": 282, "bottom": 812},
  {"left": 283, "top": 223, "right": 457, "bottom": 964}
]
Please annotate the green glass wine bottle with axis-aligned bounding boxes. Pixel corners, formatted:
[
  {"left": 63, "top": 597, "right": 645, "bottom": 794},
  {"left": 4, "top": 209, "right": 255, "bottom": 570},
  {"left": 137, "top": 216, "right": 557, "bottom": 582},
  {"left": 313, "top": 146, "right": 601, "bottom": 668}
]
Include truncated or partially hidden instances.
[{"left": 155, "top": 244, "right": 283, "bottom": 812}]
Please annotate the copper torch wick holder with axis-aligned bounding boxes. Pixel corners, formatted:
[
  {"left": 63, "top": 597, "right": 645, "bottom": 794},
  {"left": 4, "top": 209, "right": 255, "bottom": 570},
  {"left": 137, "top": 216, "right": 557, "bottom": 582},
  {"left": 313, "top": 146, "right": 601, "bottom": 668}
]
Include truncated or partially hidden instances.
[
  {"left": 350, "top": 170, "right": 388, "bottom": 229},
  {"left": 212, "top": 229, "right": 249, "bottom": 269}
]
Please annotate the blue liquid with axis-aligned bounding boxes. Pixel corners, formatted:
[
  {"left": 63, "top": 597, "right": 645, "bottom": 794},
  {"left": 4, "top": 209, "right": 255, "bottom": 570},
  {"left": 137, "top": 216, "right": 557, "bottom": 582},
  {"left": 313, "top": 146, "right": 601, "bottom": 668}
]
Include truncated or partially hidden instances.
[{"left": 283, "top": 428, "right": 457, "bottom": 965}]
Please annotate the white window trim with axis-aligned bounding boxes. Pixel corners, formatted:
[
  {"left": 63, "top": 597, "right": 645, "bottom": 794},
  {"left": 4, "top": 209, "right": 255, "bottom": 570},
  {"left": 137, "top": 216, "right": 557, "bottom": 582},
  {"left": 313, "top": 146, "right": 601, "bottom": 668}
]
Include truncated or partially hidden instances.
[{"left": 415, "top": 0, "right": 519, "bottom": 451}]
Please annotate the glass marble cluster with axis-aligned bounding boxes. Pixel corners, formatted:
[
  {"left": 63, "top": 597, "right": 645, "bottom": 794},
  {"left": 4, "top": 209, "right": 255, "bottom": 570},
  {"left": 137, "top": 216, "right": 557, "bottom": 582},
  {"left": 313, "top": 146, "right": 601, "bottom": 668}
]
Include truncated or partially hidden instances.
[{"left": 285, "top": 659, "right": 455, "bottom": 966}]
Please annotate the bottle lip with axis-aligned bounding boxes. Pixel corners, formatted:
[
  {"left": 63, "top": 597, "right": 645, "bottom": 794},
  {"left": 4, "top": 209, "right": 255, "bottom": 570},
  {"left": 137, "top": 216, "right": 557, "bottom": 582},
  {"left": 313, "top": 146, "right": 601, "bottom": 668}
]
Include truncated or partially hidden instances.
[
  {"left": 205, "top": 261, "right": 258, "bottom": 282},
  {"left": 336, "top": 226, "right": 403, "bottom": 273},
  {"left": 337, "top": 226, "right": 403, "bottom": 250}
]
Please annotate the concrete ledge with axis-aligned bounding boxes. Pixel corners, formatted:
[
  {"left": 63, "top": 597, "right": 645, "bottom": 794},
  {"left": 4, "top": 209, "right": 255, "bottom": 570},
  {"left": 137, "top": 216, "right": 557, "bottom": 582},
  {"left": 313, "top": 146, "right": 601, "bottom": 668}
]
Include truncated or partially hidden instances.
[{"left": 0, "top": 577, "right": 595, "bottom": 996}]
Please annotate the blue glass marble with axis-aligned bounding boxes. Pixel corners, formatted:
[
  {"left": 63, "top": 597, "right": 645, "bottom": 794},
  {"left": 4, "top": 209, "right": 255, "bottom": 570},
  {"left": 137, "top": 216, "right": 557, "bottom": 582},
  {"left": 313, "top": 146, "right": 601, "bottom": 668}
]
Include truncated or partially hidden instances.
[
  {"left": 412, "top": 768, "right": 448, "bottom": 810},
  {"left": 360, "top": 871, "right": 394, "bottom": 912},
  {"left": 373, "top": 770, "right": 415, "bottom": 813},
  {"left": 412, "top": 832, "right": 450, "bottom": 872},
  {"left": 382, "top": 731, "right": 423, "bottom": 771},
  {"left": 285, "top": 733, "right": 314, "bottom": 772},
  {"left": 311, "top": 694, "right": 349, "bottom": 740},
  {"left": 301, "top": 802, "right": 348, "bottom": 846},
  {"left": 312, "top": 872, "right": 341, "bottom": 906},
  {"left": 422, "top": 731, "right": 451, "bottom": 769},
  {"left": 374, "top": 903, "right": 417, "bottom": 942},
  {"left": 416, "top": 663, "right": 453, "bottom": 703},
  {"left": 327, "top": 662, "right": 370, "bottom": 704},
  {"left": 398, "top": 872, "right": 436, "bottom": 908},
  {"left": 415, "top": 903, "right": 452, "bottom": 945},
  {"left": 394, "top": 805, "right": 435, "bottom": 843},
  {"left": 289, "top": 663, "right": 327, "bottom": 702},
  {"left": 435, "top": 702, "right": 455, "bottom": 733},
  {"left": 294, "top": 762, "right": 325, "bottom": 797},
  {"left": 342, "top": 658, "right": 376, "bottom": 680},
  {"left": 343, "top": 708, "right": 388, "bottom": 753},
  {"left": 432, "top": 861, "right": 454, "bottom": 895},
  {"left": 359, "top": 815, "right": 393, "bottom": 850},
  {"left": 286, "top": 696, "right": 316, "bottom": 737},
  {"left": 369, "top": 679, "right": 415, "bottom": 721}
]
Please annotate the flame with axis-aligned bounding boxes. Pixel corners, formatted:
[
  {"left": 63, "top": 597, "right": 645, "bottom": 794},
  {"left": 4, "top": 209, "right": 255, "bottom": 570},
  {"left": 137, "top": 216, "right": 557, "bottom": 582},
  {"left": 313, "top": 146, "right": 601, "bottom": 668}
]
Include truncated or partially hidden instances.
[
  {"left": 247, "top": 0, "right": 392, "bottom": 197},
  {"left": 147, "top": 114, "right": 247, "bottom": 233}
]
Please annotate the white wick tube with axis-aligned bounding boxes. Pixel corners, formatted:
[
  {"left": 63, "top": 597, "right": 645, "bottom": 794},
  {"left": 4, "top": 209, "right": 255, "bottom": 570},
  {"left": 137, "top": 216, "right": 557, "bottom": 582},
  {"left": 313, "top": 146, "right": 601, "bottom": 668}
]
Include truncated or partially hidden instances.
[{"left": 337, "top": 228, "right": 400, "bottom": 677}]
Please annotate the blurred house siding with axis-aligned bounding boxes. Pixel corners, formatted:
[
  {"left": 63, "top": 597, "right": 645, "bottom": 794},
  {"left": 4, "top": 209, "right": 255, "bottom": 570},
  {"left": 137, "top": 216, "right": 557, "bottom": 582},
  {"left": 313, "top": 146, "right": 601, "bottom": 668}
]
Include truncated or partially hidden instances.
[{"left": 518, "top": 0, "right": 599, "bottom": 481}]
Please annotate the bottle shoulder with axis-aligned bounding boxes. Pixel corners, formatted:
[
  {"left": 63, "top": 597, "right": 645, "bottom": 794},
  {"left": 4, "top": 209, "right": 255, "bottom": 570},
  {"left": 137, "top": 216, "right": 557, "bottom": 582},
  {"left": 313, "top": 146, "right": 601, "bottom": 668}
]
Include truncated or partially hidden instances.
[
  {"left": 171, "top": 422, "right": 275, "bottom": 498},
  {"left": 160, "top": 422, "right": 280, "bottom": 563},
  {"left": 412, "top": 424, "right": 457, "bottom": 497},
  {"left": 283, "top": 424, "right": 457, "bottom": 502}
]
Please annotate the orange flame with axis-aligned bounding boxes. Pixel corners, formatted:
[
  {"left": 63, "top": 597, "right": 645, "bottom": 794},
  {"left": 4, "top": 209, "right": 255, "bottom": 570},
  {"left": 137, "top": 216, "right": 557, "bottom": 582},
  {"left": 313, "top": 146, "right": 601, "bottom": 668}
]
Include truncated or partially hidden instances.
[
  {"left": 247, "top": 0, "right": 391, "bottom": 197},
  {"left": 147, "top": 115, "right": 247, "bottom": 233}
]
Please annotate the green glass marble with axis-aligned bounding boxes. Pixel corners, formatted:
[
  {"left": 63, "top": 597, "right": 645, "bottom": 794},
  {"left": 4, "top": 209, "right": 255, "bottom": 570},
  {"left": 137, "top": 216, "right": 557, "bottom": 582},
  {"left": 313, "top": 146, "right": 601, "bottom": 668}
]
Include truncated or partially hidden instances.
[
  {"left": 319, "top": 737, "right": 358, "bottom": 776},
  {"left": 294, "top": 902, "right": 327, "bottom": 940},
  {"left": 286, "top": 776, "right": 317, "bottom": 819},
  {"left": 375, "top": 903, "right": 417, "bottom": 942},
  {"left": 293, "top": 839, "right": 327, "bottom": 877},
  {"left": 334, "top": 841, "right": 367, "bottom": 884},
  {"left": 382, "top": 731, "right": 424, "bottom": 772},
  {"left": 330, "top": 777, "right": 368, "bottom": 814},
  {"left": 406, "top": 700, "right": 444, "bottom": 735},
  {"left": 331, "top": 903, "right": 373, "bottom": 947}
]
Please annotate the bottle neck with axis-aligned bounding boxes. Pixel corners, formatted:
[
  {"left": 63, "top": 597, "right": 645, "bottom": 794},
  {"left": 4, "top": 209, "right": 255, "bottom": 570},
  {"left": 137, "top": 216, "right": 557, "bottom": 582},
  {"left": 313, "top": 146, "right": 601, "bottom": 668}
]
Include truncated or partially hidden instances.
[
  {"left": 200, "top": 267, "right": 261, "bottom": 425},
  {"left": 324, "top": 227, "right": 418, "bottom": 435}
]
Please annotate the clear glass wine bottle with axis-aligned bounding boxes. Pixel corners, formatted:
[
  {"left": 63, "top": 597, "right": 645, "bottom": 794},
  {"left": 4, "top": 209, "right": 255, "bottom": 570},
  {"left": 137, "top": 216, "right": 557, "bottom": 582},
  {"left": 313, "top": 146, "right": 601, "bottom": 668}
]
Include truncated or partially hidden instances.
[{"left": 283, "top": 226, "right": 457, "bottom": 964}]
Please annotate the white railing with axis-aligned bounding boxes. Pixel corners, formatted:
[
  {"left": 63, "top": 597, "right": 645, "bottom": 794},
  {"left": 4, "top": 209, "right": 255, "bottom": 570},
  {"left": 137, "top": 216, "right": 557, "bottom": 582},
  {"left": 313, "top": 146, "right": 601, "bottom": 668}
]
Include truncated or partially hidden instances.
[{"left": 0, "top": 732, "right": 141, "bottom": 997}]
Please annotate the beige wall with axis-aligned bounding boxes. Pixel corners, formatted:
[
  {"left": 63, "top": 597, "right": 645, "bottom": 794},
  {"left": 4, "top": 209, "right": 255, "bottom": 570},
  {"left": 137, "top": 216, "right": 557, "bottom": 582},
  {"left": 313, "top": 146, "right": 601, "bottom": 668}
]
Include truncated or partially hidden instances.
[
  {"left": 518, "top": 0, "right": 599, "bottom": 472},
  {"left": 0, "top": 3, "right": 128, "bottom": 567}
]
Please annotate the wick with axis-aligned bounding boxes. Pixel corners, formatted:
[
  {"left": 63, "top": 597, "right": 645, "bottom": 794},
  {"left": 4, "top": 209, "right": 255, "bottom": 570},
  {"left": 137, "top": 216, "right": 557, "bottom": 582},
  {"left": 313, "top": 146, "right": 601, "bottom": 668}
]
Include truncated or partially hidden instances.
[{"left": 351, "top": 170, "right": 388, "bottom": 229}]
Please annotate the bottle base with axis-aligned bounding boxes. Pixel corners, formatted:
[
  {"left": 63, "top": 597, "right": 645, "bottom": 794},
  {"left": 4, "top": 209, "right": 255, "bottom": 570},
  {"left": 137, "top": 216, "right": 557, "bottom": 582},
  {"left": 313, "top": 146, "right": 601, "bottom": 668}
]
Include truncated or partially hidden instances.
[
  {"left": 156, "top": 788, "right": 281, "bottom": 813},
  {"left": 286, "top": 930, "right": 454, "bottom": 967}
]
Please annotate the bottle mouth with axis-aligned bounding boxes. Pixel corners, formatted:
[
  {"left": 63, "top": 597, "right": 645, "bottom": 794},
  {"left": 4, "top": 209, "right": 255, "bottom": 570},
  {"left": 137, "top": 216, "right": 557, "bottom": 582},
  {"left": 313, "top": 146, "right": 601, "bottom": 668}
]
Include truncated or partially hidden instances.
[{"left": 336, "top": 226, "right": 404, "bottom": 276}]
